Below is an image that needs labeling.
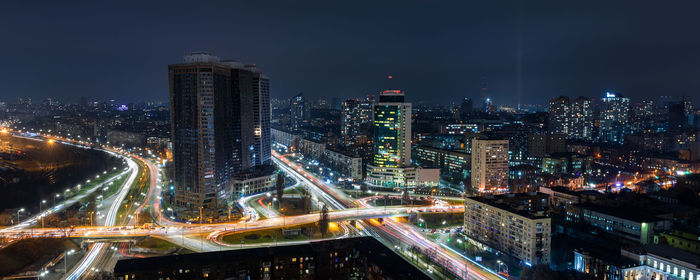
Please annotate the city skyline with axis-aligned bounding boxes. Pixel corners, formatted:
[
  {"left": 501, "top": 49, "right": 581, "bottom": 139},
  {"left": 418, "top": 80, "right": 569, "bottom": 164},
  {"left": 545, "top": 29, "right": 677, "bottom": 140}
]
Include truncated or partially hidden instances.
[
  {"left": 2, "top": 1, "right": 700, "bottom": 105},
  {"left": 1, "top": 2, "right": 700, "bottom": 280}
]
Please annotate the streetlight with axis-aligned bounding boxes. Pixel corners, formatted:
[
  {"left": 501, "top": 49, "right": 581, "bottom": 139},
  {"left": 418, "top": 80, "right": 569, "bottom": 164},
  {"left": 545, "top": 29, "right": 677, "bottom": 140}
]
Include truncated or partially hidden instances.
[
  {"left": 40, "top": 200, "right": 47, "bottom": 228},
  {"left": 54, "top": 193, "right": 60, "bottom": 206},
  {"left": 497, "top": 260, "right": 508, "bottom": 275},
  {"left": 280, "top": 207, "right": 286, "bottom": 227},
  {"left": 64, "top": 249, "right": 75, "bottom": 275},
  {"left": 15, "top": 208, "right": 25, "bottom": 225}
]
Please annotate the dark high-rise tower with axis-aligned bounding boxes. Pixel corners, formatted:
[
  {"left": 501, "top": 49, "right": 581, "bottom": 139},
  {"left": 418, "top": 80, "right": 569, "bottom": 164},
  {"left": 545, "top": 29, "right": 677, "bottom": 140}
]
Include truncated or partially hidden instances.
[
  {"left": 290, "top": 92, "right": 306, "bottom": 130},
  {"left": 459, "top": 97, "right": 472, "bottom": 120},
  {"left": 548, "top": 96, "right": 570, "bottom": 135},
  {"left": 169, "top": 52, "right": 270, "bottom": 213}
]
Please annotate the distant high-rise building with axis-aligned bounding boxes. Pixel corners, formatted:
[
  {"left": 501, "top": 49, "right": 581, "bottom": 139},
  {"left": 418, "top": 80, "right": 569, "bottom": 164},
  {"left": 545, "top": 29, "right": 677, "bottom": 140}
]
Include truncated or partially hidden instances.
[
  {"left": 341, "top": 96, "right": 374, "bottom": 145},
  {"left": 290, "top": 92, "right": 306, "bottom": 129},
  {"left": 548, "top": 96, "right": 570, "bottom": 135},
  {"left": 168, "top": 52, "right": 271, "bottom": 213},
  {"left": 547, "top": 96, "right": 592, "bottom": 140},
  {"left": 570, "top": 97, "right": 593, "bottom": 140},
  {"left": 341, "top": 99, "right": 361, "bottom": 139},
  {"left": 631, "top": 99, "right": 654, "bottom": 133},
  {"left": 340, "top": 98, "right": 373, "bottom": 145},
  {"left": 483, "top": 97, "right": 496, "bottom": 113},
  {"left": 668, "top": 102, "right": 688, "bottom": 133},
  {"left": 471, "top": 138, "right": 509, "bottom": 194},
  {"left": 599, "top": 91, "right": 630, "bottom": 145},
  {"left": 460, "top": 97, "right": 473, "bottom": 119},
  {"left": 680, "top": 95, "right": 694, "bottom": 116}
]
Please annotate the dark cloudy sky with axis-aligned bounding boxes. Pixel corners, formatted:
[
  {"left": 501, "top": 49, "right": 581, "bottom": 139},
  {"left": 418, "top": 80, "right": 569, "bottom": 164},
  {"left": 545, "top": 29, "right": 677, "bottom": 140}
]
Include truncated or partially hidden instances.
[{"left": 1, "top": 1, "right": 699, "bottom": 105}]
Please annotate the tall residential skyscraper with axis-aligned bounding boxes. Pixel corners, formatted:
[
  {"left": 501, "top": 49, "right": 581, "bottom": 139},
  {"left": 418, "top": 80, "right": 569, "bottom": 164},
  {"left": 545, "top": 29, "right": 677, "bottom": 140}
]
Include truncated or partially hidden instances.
[
  {"left": 570, "top": 97, "right": 593, "bottom": 140},
  {"left": 599, "top": 91, "right": 630, "bottom": 145},
  {"left": 548, "top": 96, "right": 570, "bottom": 135},
  {"left": 631, "top": 99, "right": 654, "bottom": 133},
  {"left": 341, "top": 96, "right": 374, "bottom": 145},
  {"left": 290, "top": 92, "right": 306, "bottom": 130},
  {"left": 169, "top": 52, "right": 271, "bottom": 213},
  {"left": 341, "top": 98, "right": 361, "bottom": 138},
  {"left": 548, "top": 96, "right": 593, "bottom": 141},
  {"left": 471, "top": 138, "right": 509, "bottom": 194}
]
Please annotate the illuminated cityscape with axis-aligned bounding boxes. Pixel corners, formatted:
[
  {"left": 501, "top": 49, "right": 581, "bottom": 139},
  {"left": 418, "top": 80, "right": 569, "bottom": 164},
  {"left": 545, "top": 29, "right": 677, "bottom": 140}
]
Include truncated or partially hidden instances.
[{"left": 1, "top": 1, "right": 700, "bottom": 280}]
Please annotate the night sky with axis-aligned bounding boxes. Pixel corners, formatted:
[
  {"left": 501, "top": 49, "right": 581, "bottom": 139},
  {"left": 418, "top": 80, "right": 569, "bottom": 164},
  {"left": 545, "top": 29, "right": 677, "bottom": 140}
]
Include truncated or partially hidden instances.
[{"left": 1, "top": 1, "right": 699, "bottom": 105}]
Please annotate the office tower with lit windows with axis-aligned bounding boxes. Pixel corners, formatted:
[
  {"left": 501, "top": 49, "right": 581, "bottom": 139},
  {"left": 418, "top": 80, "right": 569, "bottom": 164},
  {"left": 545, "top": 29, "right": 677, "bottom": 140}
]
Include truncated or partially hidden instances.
[
  {"left": 290, "top": 92, "right": 306, "bottom": 129},
  {"left": 548, "top": 96, "right": 570, "bottom": 135},
  {"left": 371, "top": 90, "right": 411, "bottom": 168},
  {"left": 169, "top": 52, "right": 271, "bottom": 213},
  {"left": 599, "top": 91, "right": 630, "bottom": 145},
  {"left": 470, "top": 138, "right": 509, "bottom": 194},
  {"left": 366, "top": 90, "right": 416, "bottom": 187}
]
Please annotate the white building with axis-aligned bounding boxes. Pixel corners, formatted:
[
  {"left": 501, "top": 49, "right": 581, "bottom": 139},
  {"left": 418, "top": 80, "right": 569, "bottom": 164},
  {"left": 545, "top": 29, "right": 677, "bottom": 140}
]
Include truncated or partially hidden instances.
[
  {"left": 471, "top": 138, "right": 509, "bottom": 194},
  {"left": 574, "top": 245, "right": 700, "bottom": 280},
  {"left": 366, "top": 165, "right": 439, "bottom": 189},
  {"left": 463, "top": 193, "right": 551, "bottom": 265}
]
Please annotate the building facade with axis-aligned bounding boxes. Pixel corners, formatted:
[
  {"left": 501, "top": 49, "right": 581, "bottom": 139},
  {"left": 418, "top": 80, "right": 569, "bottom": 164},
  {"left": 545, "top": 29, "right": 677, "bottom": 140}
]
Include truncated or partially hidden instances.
[
  {"left": 168, "top": 52, "right": 271, "bottom": 212},
  {"left": 471, "top": 138, "right": 509, "bottom": 194},
  {"left": 414, "top": 145, "right": 470, "bottom": 183},
  {"left": 367, "top": 89, "right": 416, "bottom": 188},
  {"left": 340, "top": 96, "right": 374, "bottom": 145},
  {"left": 290, "top": 92, "right": 306, "bottom": 130},
  {"left": 548, "top": 96, "right": 570, "bottom": 135},
  {"left": 463, "top": 193, "right": 551, "bottom": 265},
  {"left": 600, "top": 91, "right": 630, "bottom": 145},
  {"left": 571, "top": 97, "right": 594, "bottom": 140}
]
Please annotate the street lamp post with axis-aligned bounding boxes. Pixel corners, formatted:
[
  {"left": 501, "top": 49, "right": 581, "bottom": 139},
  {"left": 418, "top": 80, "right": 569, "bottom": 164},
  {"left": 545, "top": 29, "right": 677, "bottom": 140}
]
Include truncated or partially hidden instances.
[
  {"left": 497, "top": 260, "right": 508, "bottom": 275},
  {"left": 64, "top": 249, "right": 75, "bottom": 275},
  {"left": 15, "top": 208, "right": 25, "bottom": 225},
  {"left": 40, "top": 200, "right": 46, "bottom": 228},
  {"left": 228, "top": 205, "right": 232, "bottom": 222}
]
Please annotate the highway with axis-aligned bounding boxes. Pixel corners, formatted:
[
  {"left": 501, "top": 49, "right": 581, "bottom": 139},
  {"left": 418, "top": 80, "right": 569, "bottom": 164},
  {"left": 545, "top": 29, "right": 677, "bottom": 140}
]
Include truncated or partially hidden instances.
[
  {"left": 270, "top": 151, "right": 504, "bottom": 280},
  {"left": 64, "top": 155, "right": 139, "bottom": 280},
  {"left": 1, "top": 131, "right": 496, "bottom": 279}
]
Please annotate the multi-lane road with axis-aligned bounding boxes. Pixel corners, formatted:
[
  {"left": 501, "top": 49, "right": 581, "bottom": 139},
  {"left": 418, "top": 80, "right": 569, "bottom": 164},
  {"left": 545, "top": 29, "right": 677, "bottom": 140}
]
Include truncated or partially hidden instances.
[
  {"left": 65, "top": 155, "right": 139, "bottom": 280},
  {"left": 1, "top": 132, "right": 501, "bottom": 280},
  {"left": 270, "top": 150, "right": 506, "bottom": 280}
]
